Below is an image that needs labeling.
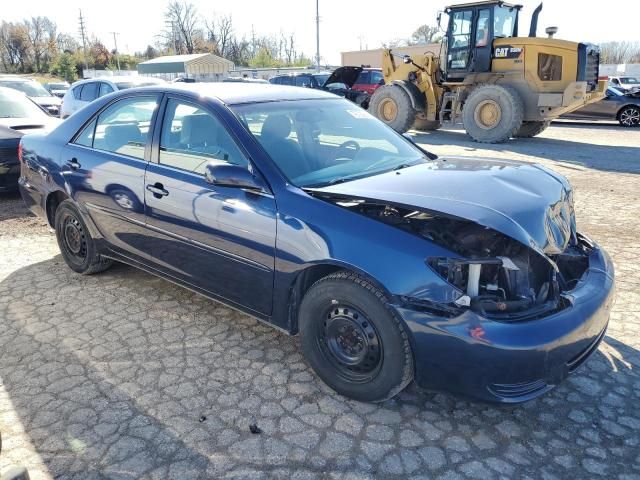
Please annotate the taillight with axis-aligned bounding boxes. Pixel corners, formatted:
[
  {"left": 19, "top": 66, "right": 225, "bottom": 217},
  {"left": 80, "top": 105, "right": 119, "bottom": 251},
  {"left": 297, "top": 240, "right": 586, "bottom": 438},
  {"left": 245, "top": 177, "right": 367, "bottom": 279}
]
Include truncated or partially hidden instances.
[{"left": 18, "top": 142, "right": 23, "bottom": 163}]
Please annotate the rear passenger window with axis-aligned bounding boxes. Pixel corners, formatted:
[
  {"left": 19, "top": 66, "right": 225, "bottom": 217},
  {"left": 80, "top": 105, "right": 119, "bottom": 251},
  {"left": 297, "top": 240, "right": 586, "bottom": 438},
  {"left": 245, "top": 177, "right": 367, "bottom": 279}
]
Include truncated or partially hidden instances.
[
  {"left": 91, "top": 96, "right": 159, "bottom": 160},
  {"left": 355, "top": 71, "right": 370, "bottom": 84},
  {"left": 99, "top": 82, "right": 114, "bottom": 97},
  {"left": 159, "top": 99, "right": 248, "bottom": 174},
  {"left": 80, "top": 82, "right": 98, "bottom": 102},
  {"left": 280, "top": 76, "right": 293, "bottom": 86},
  {"left": 74, "top": 119, "right": 97, "bottom": 147},
  {"left": 371, "top": 71, "right": 384, "bottom": 84}
]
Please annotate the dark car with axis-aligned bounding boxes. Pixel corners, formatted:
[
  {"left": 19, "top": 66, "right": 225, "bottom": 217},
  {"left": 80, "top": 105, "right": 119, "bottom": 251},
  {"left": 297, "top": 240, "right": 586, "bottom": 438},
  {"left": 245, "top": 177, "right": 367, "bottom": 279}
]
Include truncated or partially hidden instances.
[
  {"left": 323, "top": 67, "right": 384, "bottom": 109},
  {"left": 562, "top": 86, "right": 640, "bottom": 127},
  {"left": 269, "top": 72, "right": 330, "bottom": 89},
  {"left": 19, "top": 83, "right": 614, "bottom": 403},
  {"left": 0, "top": 87, "right": 60, "bottom": 192}
]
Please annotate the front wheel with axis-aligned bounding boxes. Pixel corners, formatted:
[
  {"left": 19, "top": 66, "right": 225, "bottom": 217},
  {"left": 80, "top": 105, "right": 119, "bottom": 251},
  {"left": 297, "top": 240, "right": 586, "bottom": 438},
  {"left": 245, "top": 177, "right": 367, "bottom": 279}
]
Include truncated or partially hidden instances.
[
  {"left": 618, "top": 106, "right": 640, "bottom": 127},
  {"left": 299, "top": 271, "right": 414, "bottom": 402},
  {"left": 55, "top": 200, "right": 113, "bottom": 275},
  {"left": 369, "top": 84, "right": 415, "bottom": 134},
  {"left": 462, "top": 84, "right": 524, "bottom": 143}
]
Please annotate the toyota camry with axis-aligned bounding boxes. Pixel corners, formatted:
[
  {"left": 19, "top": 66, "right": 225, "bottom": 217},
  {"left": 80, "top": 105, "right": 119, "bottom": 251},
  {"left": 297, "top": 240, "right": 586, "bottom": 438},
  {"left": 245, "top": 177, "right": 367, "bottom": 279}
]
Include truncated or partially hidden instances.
[{"left": 18, "top": 83, "right": 614, "bottom": 403}]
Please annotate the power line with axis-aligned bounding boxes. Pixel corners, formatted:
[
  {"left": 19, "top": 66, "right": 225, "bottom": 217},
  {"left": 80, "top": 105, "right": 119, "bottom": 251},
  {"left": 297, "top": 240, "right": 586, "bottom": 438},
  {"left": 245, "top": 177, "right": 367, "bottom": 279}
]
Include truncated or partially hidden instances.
[
  {"left": 110, "top": 32, "right": 121, "bottom": 71},
  {"left": 78, "top": 9, "right": 89, "bottom": 74},
  {"left": 315, "top": 0, "right": 320, "bottom": 71}
]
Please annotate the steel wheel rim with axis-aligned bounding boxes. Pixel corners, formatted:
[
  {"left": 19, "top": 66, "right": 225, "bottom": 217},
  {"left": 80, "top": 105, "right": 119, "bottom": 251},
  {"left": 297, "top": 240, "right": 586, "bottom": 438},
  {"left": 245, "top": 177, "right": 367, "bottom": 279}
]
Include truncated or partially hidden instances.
[
  {"left": 378, "top": 98, "right": 398, "bottom": 122},
  {"left": 620, "top": 108, "right": 640, "bottom": 126},
  {"left": 317, "top": 304, "right": 382, "bottom": 383},
  {"left": 62, "top": 214, "right": 88, "bottom": 261},
  {"left": 474, "top": 99, "right": 502, "bottom": 130}
]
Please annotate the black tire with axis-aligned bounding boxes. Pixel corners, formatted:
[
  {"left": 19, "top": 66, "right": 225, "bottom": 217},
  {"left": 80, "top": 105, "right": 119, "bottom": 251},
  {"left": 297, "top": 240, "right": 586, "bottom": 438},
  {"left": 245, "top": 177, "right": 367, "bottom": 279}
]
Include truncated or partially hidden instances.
[
  {"left": 618, "top": 106, "right": 640, "bottom": 127},
  {"left": 369, "top": 84, "right": 415, "bottom": 133},
  {"left": 413, "top": 117, "right": 442, "bottom": 131},
  {"left": 514, "top": 120, "right": 551, "bottom": 138},
  {"left": 462, "top": 84, "right": 524, "bottom": 143},
  {"left": 54, "top": 200, "right": 113, "bottom": 275},
  {"left": 299, "top": 271, "right": 414, "bottom": 402}
]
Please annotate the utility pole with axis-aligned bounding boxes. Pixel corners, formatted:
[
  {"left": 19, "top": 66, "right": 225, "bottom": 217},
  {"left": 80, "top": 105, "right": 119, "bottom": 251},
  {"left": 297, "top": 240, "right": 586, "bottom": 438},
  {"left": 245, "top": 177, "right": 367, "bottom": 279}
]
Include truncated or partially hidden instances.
[
  {"left": 78, "top": 9, "right": 89, "bottom": 76},
  {"left": 110, "top": 32, "right": 121, "bottom": 71},
  {"left": 315, "top": 0, "right": 320, "bottom": 71}
]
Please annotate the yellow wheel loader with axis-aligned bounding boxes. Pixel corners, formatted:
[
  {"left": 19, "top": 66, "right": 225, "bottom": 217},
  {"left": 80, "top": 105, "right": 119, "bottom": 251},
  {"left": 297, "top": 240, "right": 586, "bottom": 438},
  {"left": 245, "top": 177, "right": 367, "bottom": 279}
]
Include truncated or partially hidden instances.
[{"left": 370, "top": 1, "right": 606, "bottom": 143}]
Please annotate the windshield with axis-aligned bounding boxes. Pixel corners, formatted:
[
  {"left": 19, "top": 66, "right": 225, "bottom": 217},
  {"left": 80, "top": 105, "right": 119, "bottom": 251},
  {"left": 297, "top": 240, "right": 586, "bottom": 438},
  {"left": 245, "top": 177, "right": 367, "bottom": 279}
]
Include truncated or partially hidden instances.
[
  {"left": 0, "top": 89, "right": 49, "bottom": 118},
  {"left": 0, "top": 80, "right": 52, "bottom": 97},
  {"left": 620, "top": 77, "right": 639, "bottom": 84},
  {"left": 494, "top": 5, "right": 518, "bottom": 38},
  {"left": 231, "top": 98, "right": 431, "bottom": 188}
]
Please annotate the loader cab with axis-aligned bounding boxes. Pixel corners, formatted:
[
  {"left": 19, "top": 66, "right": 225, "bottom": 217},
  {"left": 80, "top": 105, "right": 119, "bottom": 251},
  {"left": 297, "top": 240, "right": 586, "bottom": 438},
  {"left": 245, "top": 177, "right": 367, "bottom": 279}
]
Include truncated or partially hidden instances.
[{"left": 444, "top": 1, "right": 521, "bottom": 81}]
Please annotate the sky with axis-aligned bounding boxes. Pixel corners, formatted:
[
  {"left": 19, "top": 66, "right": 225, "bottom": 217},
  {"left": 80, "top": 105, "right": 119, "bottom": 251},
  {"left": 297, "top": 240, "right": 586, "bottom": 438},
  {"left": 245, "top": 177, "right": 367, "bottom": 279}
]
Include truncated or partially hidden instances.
[{"left": 4, "top": 0, "right": 639, "bottom": 65}]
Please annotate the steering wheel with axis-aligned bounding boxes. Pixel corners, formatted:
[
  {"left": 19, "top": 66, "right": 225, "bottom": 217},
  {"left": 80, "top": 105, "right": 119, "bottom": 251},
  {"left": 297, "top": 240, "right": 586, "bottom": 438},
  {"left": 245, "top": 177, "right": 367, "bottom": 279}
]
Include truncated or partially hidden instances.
[{"left": 333, "top": 140, "right": 361, "bottom": 160}]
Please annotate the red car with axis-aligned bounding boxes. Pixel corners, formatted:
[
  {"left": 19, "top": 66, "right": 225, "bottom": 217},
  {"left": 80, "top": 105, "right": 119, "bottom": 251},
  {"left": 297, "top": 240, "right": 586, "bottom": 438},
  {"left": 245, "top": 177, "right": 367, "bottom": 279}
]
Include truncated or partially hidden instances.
[{"left": 351, "top": 68, "right": 385, "bottom": 95}]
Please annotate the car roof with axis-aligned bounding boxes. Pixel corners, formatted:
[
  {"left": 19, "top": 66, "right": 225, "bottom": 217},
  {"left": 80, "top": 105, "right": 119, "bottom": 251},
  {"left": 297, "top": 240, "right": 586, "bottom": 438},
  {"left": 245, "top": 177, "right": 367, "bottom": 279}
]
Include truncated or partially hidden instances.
[
  {"left": 71, "top": 76, "right": 164, "bottom": 87},
  {"left": 138, "top": 82, "right": 338, "bottom": 105}
]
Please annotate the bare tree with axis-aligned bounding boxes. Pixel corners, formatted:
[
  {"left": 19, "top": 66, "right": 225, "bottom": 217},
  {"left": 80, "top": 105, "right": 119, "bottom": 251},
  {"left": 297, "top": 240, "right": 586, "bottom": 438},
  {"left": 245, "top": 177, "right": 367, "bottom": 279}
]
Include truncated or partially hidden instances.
[
  {"left": 283, "top": 33, "right": 296, "bottom": 65},
  {"left": 599, "top": 41, "right": 640, "bottom": 64},
  {"left": 410, "top": 25, "right": 441, "bottom": 45},
  {"left": 205, "top": 14, "right": 233, "bottom": 57},
  {"left": 164, "top": 1, "right": 199, "bottom": 54}
]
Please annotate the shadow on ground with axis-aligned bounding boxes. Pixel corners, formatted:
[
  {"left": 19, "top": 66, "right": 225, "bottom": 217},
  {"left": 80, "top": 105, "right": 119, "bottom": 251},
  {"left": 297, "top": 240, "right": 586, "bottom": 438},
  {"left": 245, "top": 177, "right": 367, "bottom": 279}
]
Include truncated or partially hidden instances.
[
  {"left": 412, "top": 124, "right": 640, "bottom": 175},
  {"left": 0, "top": 256, "right": 638, "bottom": 479}
]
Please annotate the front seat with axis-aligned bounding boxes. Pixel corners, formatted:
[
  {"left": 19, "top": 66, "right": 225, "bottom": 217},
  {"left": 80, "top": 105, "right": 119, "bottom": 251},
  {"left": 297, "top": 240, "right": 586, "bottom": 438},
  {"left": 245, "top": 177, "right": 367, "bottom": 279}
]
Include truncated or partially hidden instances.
[{"left": 260, "top": 114, "right": 309, "bottom": 179}]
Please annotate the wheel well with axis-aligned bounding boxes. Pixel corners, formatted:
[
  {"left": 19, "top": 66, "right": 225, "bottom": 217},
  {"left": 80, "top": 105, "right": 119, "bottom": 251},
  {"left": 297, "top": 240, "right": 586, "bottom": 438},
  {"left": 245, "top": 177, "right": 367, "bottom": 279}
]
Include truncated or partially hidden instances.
[
  {"left": 45, "top": 190, "right": 70, "bottom": 227},
  {"left": 617, "top": 104, "right": 639, "bottom": 119},
  {"left": 287, "top": 264, "right": 393, "bottom": 334}
]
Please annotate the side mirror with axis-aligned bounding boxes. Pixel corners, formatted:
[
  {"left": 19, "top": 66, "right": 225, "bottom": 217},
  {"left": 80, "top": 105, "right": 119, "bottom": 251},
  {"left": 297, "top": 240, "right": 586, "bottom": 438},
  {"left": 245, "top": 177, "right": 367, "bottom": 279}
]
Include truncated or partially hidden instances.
[
  {"left": 437, "top": 12, "right": 442, "bottom": 29},
  {"left": 204, "top": 163, "right": 267, "bottom": 192}
]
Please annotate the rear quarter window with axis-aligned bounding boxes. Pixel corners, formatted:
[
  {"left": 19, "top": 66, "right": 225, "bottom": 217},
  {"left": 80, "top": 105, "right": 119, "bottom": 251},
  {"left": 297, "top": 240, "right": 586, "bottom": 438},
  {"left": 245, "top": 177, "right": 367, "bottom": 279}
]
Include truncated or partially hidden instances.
[
  {"left": 72, "top": 85, "right": 83, "bottom": 100},
  {"left": 355, "top": 71, "right": 371, "bottom": 84}
]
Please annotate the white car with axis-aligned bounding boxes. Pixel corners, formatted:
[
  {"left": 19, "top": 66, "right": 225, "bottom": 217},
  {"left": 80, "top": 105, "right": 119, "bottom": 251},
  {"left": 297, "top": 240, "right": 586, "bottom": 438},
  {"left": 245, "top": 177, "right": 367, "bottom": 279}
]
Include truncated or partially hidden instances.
[
  {"left": 60, "top": 76, "right": 165, "bottom": 119},
  {"left": 0, "top": 76, "right": 62, "bottom": 116},
  {"left": 608, "top": 76, "right": 640, "bottom": 93}
]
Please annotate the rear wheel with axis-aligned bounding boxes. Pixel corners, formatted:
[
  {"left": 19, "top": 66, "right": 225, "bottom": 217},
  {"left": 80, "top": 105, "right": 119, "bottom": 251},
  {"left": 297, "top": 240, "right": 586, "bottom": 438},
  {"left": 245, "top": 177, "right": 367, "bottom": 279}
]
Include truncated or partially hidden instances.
[
  {"left": 299, "top": 271, "right": 414, "bottom": 402},
  {"left": 54, "top": 200, "right": 113, "bottom": 275},
  {"left": 462, "top": 84, "right": 524, "bottom": 143},
  {"left": 618, "top": 106, "right": 640, "bottom": 127},
  {"left": 370, "top": 84, "right": 415, "bottom": 133},
  {"left": 514, "top": 120, "right": 551, "bottom": 138}
]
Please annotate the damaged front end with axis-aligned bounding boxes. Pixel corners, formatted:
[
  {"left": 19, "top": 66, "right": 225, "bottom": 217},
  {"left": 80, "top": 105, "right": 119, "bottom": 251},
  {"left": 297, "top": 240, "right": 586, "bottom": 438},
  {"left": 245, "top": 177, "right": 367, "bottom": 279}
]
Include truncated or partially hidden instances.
[{"left": 316, "top": 195, "right": 592, "bottom": 321}]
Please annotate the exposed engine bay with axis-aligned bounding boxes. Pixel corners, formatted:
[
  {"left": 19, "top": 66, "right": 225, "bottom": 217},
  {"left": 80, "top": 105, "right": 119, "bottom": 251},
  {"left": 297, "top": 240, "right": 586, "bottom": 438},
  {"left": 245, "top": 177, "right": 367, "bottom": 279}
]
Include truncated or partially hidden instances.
[{"left": 319, "top": 195, "right": 592, "bottom": 321}]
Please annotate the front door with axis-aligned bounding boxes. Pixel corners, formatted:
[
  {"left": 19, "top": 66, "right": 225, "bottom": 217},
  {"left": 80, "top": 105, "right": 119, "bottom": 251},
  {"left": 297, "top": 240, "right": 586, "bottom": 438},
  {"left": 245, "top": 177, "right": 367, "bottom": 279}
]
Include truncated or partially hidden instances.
[
  {"left": 143, "top": 97, "right": 277, "bottom": 315},
  {"left": 61, "top": 94, "right": 160, "bottom": 260}
]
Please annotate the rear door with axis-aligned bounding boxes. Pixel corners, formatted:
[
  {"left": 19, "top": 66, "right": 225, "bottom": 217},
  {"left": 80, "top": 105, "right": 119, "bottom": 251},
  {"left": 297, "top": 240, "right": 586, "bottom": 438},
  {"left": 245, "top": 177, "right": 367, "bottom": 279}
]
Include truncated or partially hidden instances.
[
  {"left": 61, "top": 94, "right": 161, "bottom": 260},
  {"left": 143, "top": 96, "right": 277, "bottom": 315}
]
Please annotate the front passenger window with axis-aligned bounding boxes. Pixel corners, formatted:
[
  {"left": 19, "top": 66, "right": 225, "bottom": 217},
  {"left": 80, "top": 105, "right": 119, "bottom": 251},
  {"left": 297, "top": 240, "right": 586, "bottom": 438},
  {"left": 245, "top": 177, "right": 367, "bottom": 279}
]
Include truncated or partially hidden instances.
[{"left": 159, "top": 99, "right": 248, "bottom": 174}]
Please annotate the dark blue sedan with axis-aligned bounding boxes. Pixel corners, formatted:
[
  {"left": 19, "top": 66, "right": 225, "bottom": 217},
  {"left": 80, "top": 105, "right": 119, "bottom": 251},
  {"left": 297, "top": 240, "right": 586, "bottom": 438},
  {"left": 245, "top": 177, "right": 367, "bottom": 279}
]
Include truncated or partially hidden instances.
[{"left": 18, "top": 83, "right": 614, "bottom": 403}]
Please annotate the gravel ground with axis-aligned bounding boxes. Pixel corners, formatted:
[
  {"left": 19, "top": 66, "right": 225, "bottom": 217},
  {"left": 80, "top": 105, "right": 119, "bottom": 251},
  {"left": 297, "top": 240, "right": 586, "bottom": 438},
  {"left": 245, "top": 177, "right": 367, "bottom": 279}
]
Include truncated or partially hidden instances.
[{"left": 0, "top": 121, "right": 639, "bottom": 479}]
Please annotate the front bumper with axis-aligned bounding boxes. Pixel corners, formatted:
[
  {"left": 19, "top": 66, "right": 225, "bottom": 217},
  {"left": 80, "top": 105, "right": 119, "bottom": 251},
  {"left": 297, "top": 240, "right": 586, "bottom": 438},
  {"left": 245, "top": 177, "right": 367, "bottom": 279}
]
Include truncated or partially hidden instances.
[{"left": 397, "top": 241, "right": 615, "bottom": 403}]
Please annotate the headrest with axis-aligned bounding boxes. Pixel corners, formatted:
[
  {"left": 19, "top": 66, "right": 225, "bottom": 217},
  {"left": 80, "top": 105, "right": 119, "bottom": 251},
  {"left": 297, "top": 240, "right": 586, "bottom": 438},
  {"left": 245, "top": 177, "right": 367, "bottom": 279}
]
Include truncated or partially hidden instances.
[
  {"left": 261, "top": 114, "right": 292, "bottom": 140},
  {"left": 181, "top": 114, "right": 218, "bottom": 146}
]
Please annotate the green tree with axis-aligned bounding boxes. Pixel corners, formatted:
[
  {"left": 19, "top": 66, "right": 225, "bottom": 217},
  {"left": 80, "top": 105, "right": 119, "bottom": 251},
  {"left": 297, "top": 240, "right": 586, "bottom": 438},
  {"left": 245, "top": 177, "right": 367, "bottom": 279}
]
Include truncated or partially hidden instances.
[
  {"left": 50, "top": 51, "right": 77, "bottom": 81},
  {"left": 248, "top": 46, "right": 282, "bottom": 68}
]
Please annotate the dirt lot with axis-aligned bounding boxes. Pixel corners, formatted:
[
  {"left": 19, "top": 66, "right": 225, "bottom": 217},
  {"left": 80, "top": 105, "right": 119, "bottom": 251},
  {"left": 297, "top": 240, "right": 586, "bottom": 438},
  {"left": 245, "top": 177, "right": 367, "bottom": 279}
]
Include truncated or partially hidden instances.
[{"left": 1, "top": 121, "right": 639, "bottom": 479}]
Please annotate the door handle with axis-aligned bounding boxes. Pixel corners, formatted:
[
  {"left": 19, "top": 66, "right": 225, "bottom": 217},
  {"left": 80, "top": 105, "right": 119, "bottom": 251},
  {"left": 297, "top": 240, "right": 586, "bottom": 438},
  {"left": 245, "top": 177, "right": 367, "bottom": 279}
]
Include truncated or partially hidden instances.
[
  {"left": 67, "top": 158, "right": 81, "bottom": 170},
  {"left": 146, "top": 183, "right": 169, "bottom": 198}
]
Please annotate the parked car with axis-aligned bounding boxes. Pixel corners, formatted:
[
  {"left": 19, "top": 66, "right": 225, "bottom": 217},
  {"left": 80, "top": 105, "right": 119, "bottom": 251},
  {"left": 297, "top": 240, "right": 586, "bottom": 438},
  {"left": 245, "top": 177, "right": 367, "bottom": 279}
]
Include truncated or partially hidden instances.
[
  {"left": 323, "top": 66, "right": 383, "bottom": 109},
  {"left": 223, "top": 77, "right": 269, "bottom": 84},
  {"left": 0, "top": 87, "right": 60, "bottom": 191},
  {"left": 562, "top": 86, "right": 640, "bottom": 127},
  {"left": 269, "top": 72, "right": 331, "bottom": 89},
  {"left": 60, "top": 76, "right": 165, "bottom": 118},
  {"left": 0, "top": 76, "right": 62, "bottom": 116},
  {"left": 45, "top": 81, "right": 70, "bottom": 98},
  {"left": 19, "top": 83, "right": 614, "bottom": 403},
  {"left": 608, "top": 76, "right": 640, "bottom": 93}
]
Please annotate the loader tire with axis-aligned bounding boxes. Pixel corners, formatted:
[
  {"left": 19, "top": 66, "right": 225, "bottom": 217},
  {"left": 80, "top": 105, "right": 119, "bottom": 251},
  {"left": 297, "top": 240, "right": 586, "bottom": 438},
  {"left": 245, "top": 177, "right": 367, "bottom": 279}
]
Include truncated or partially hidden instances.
[
  {"left": 462, "top": 84, "right": 524, "bottom": 143},
  {"left": 413, "top": 117, "right": 442, "bottom": 131},
  {"left": 370, "top": 84, "right": 415, "bottom": 134},
  {"left": 514, "top": 120, "right": 551, "bottom": 138}
]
